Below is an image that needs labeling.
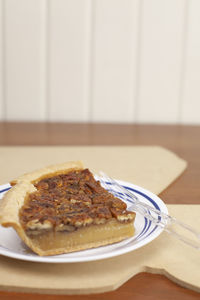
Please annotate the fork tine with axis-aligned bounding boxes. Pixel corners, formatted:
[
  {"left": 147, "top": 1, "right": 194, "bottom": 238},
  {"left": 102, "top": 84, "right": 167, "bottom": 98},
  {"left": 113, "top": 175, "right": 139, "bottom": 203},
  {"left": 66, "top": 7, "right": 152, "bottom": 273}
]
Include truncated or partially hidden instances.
[
  {"left": 98, "top": 171, "right": 138, "bottom": 212},
  {"left": 99, "top": 171, "right": 138, "bottom": 202},
  {"left": 100, "top": 171, "right": 166, "bottom": 216},
  {"left": 99, "top": 172, "right": 133, "bottom": 204}
]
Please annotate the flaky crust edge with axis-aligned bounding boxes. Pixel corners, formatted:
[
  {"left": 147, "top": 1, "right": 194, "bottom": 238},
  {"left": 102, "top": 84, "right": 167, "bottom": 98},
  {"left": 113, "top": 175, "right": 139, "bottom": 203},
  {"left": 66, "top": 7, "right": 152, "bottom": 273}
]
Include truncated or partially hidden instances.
[
  {"left": 0, "top": 160, "right": 84, "bottom": 255},
  {"left": 10, "top": 160, "right": 84, "bottom": 185}
]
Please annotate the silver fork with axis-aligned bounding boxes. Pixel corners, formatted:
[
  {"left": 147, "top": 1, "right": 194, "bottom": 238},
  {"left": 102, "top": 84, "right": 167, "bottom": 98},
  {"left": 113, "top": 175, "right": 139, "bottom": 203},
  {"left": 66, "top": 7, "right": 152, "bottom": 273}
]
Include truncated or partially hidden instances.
[{"left": 99, "top": 171, "right": 200, "bottom": 250}]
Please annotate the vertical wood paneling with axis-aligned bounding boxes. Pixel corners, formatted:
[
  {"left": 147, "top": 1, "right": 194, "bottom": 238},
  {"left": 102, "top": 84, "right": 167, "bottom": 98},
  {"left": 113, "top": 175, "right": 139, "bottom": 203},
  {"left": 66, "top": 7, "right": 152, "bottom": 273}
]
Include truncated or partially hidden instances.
[
  {"left": 92, "top": 0, "right": 139, "bottom": 123},
  {"left": 137, "top": 0, "right": 186, "bottom": 123},
  {"left": 39, "top": 0, "right": 48, "bottom": 121},
  {"left": 181, "top": 0, "right": 200, "bottom": 124},
  {"left": 0, "top": 0, "right": 4, "bottom": 119},
  {"left": 5, "top": 0, "right": 46, "bottom": 121},
  {"left": 0, "top": 0, "right": 200, "bottom": 124},
  {"left": 49, "top": 0, "right": 91, "bottom": 122}
]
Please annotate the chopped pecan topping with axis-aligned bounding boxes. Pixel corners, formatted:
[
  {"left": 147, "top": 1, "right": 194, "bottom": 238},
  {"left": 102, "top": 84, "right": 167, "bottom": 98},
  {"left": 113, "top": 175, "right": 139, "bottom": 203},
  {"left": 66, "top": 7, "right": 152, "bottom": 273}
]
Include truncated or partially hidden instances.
[{"left": 19, "top": 169, "right": 135, "bottom": 236}]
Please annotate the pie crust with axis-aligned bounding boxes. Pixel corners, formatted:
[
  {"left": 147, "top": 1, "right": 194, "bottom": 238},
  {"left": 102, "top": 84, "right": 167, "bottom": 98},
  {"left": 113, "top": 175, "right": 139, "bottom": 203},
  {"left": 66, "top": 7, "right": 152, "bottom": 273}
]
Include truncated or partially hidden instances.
[{"left": 0, "top": 161, "right": 135, "bottom": 256}]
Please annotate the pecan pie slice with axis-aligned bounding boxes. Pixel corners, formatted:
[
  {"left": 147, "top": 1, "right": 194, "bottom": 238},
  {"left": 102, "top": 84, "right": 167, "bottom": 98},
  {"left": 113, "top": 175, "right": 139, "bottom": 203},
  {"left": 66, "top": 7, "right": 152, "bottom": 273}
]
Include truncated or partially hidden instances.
[{"left": 0, "top": 161, "right": 135, "bottom": 256}]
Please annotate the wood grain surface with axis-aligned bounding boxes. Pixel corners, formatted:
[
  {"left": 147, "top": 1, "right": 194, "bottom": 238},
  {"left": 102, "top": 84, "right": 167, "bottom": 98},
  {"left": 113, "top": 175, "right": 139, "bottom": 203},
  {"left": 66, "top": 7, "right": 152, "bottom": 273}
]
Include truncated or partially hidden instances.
[{"left": 0, "top": 122, "right": 199, "bottom": 300}]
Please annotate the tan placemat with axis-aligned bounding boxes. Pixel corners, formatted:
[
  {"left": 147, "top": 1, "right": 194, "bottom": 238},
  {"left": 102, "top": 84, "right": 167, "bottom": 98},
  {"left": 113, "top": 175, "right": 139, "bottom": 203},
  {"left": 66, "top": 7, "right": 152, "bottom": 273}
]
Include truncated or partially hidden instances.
[
  {"left": 0, "top": 146, "right": 194, "bottom": 295},
  {"left": 0, "top": 205, "right": 199, "bottom": 295},
  {"left": 0, "top": 146, "right": 187, "bottom": 194}
]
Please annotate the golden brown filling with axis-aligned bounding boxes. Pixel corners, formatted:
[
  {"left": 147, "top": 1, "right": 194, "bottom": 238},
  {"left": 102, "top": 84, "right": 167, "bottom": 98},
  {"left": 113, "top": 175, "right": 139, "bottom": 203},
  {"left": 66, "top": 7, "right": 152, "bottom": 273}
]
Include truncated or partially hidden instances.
[{"left": 19, "top": 169, "right": 135, "bottom": 236}]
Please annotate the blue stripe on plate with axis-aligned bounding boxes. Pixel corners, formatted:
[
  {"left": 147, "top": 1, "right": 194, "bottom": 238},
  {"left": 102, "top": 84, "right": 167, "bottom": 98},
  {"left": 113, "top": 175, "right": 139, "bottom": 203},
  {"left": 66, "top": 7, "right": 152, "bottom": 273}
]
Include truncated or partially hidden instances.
[
  {"left": 125, "top": 186, "right": 161, "bottom": 238},
  {"left": 125, "top": 186, "right": 160, "bottom": 210},
  {"left": 114, "top": 185, "right": 162, "bottom": 237},
  {"left": 0, "top": 187, "right": 11, "bottom": 194}
]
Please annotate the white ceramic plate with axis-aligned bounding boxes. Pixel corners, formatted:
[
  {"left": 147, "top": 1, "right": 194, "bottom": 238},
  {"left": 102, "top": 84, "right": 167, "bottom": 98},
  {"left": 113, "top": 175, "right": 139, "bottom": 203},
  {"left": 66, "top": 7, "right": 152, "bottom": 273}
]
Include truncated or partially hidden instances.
[{"left": 0, "top": 179, "right": 168, "bottom": 263}]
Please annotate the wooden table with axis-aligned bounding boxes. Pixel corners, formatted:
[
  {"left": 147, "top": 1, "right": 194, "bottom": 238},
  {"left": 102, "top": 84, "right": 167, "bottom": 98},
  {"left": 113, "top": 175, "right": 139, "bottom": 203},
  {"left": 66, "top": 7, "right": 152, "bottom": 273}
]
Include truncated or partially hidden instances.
[{"left": 0, "top": 122, "right": 199, "bottom": 300}]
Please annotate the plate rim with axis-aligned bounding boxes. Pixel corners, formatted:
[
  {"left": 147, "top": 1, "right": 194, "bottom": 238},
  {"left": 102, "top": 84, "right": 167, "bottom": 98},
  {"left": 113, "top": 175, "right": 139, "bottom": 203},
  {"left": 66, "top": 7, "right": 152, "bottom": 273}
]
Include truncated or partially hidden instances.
[{"left": 0, "top": 180, "right": 168, "bottom": 263}]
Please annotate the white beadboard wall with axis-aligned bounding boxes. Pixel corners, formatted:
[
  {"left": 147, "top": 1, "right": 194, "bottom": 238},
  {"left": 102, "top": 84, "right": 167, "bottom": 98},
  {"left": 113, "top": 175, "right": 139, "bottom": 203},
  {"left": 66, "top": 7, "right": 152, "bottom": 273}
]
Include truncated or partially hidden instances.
[{"left": 0, "top": 0, "right": 200, "bottom": 124}]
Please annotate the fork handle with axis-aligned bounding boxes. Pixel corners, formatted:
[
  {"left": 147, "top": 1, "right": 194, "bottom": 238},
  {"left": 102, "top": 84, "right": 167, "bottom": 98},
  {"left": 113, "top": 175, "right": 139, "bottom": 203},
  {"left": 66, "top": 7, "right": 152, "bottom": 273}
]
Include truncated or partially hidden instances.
[
  {"left": 164, "top": 226, "right": 200, "bottom": 250},
  {"left": 132, "top": 202, "right": 200, "bottom": 250},
  {"left": 132, "top": 203, "right": 200, "bottom": 250}
]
